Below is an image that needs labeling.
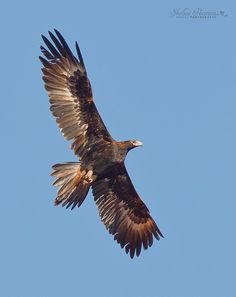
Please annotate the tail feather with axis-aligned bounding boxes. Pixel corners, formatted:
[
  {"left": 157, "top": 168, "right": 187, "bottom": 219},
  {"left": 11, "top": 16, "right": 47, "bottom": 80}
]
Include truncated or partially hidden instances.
[
  {"left": 51, "top": 162, "right": 93, "bottom": 210},
  {"left": 64, "top": 183, "right": 89, "bottom": 210}
]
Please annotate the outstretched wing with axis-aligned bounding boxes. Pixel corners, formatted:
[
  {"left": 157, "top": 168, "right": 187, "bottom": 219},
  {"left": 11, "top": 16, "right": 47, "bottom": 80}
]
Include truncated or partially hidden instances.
[
  {"left": 92, "top": 164, "right": 163, "bottom": 258},
  {"left": 39, "top": 29, "right": 112, "bottom": 159}
]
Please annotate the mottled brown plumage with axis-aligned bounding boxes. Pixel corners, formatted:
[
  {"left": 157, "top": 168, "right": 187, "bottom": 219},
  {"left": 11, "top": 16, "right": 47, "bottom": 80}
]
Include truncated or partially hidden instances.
[{"left": 40, "top": 29, "right": 163, "bottom": 258}]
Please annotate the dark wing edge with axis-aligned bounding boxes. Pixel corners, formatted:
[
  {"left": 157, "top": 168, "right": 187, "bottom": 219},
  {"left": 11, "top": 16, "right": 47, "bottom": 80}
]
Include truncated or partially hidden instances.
[
  {"left": 92, "top": 164, "right": 163, "bottom": 258},
  {"left": 39, "top": 29, "right": 112, "bottom": 159}
]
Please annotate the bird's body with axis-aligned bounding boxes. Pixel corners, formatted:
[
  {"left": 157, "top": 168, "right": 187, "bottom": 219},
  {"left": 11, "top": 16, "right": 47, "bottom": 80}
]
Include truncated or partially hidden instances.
[
  {"left": 80, "top": 140, "right": 128, "bottom": 176},
  {"left": 40, "top": 30, "right": 163, "bottom": 258}
]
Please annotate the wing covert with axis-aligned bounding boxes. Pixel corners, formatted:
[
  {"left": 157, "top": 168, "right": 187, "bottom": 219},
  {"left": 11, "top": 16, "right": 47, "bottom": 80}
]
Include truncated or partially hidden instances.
[
  {"left": 39, "top": 29, "right": 112, "bottom": 159},
  {"left": 92, "top": 164, "right": 163, "bottom": 258}
]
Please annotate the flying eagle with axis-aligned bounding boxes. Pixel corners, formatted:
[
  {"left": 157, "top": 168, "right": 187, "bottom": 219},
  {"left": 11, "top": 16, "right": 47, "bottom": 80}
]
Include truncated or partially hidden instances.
[{"left": 39, "top": 29, "right": 163, "bottom": 258}]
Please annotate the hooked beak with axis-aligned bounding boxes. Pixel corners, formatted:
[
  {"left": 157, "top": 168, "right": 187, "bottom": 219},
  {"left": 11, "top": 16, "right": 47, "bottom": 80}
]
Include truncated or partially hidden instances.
[{"left": 133, "top": 140, "right": 143, "bottom": 147}]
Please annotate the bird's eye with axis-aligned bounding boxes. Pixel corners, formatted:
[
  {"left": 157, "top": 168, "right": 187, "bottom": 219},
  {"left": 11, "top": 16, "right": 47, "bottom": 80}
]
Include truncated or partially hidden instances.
[{"left": 132, "top": 140, "right": 143, "bottom": 147}]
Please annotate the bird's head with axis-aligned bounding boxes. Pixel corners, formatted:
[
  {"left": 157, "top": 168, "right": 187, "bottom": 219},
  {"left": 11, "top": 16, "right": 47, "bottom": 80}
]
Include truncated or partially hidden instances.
[
  {"left": 116, "top": 140, "right": 143, "bottom": 161},
  {"left": 130, "top": 140, "right": 143, "bottom": 148},
  {"left": 126, "top": 140, "right": 143, "bottom": 151}
]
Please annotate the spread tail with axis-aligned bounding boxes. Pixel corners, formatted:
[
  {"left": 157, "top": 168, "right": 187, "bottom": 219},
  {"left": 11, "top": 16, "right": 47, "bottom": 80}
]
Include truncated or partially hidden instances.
[{"left": 51, "top": 162, "right": 93, "bottom": 210}]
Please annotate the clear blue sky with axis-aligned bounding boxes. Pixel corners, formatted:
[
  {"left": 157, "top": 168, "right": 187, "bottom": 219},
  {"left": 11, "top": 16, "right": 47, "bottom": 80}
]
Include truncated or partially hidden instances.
[{"left": 1, "top": 1, "right": 235, "bottom": 296}]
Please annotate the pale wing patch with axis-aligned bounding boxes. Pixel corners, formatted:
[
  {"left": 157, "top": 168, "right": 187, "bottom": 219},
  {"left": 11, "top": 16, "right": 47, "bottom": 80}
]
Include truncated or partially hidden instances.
[
  {"left": 40, "top": 30, "right": 112, "bottom": 159},
  {"left": 42, "top": 55, "right": 89, "bottom": 157}
]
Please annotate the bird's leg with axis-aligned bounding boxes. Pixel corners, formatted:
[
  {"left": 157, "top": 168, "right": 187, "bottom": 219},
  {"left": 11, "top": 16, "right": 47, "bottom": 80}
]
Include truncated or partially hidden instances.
[{"left": 84, "top": 170, "right": 94, "bottom": 183}]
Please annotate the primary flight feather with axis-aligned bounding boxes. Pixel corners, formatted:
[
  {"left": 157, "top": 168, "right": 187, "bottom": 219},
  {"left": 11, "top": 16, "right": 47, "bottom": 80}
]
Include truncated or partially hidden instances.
[{"left": 39, "top": 29, "right": 163, "bottom": 258}]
